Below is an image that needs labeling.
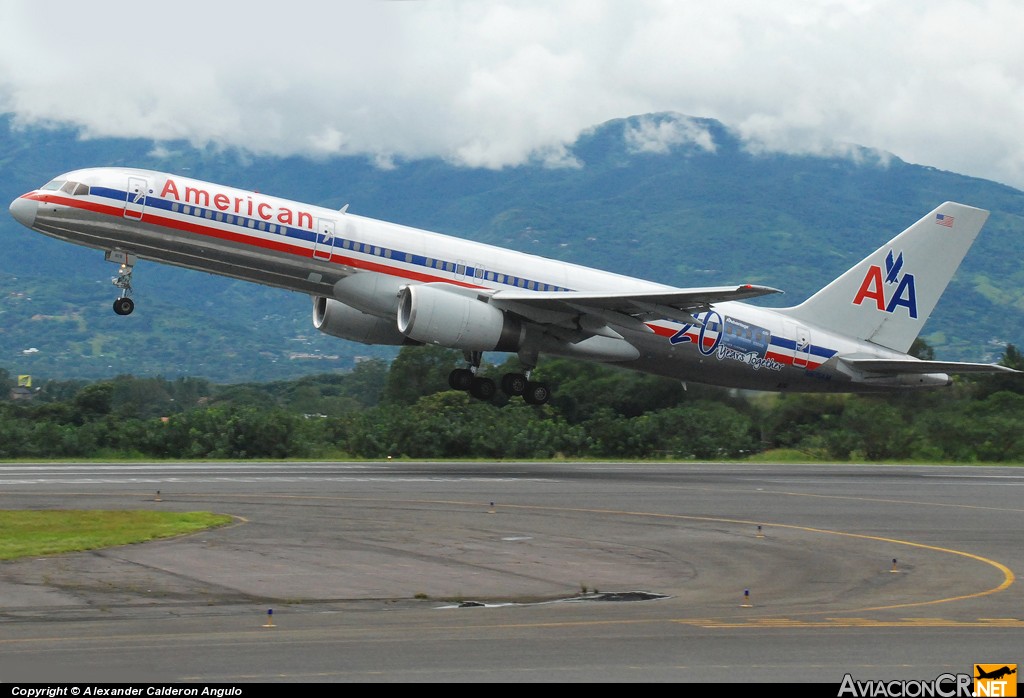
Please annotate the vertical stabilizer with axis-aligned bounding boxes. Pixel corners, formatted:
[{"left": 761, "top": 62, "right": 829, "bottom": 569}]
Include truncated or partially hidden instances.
[{"left": 778, "top": 202, "right": 989, "bottom": 353}]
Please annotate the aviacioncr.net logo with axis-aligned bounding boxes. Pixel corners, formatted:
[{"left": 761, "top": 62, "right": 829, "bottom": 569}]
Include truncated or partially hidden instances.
[{"left": 838, "top": 673, "right": 973, "bottom": 697}]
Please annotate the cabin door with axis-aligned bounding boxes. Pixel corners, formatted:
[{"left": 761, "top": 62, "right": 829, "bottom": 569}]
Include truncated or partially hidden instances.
[
  {"left": 124, "top": 177, "right": 148, "bottom": 221},
  {"left": 790, "top": 324, "right": 811, "bottom": 369},
  {"left": 313, "top": 218, "right": 336, "bottom": 261}
]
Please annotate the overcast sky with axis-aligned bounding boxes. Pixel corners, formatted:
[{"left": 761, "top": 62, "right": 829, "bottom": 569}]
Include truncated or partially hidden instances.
[{"left": 2, "top": 0, "right": 1022, "bottom": 188}]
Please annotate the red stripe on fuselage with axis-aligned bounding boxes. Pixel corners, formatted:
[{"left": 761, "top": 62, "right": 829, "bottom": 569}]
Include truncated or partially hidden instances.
[{"left": 27, "top": 191, "right": 487, "bottom": 290}]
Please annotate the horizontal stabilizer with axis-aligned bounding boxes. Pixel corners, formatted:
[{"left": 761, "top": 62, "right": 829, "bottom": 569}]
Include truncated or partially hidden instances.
[{"left": 839, "top": 357, "right": 1020, "bottom": 375}]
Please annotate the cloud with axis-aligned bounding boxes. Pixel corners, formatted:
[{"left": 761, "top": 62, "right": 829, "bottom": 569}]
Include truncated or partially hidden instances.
[
  {"left": 1, "top": 0, "right": 1023, "bottom": 188},
  {"left": 624, "top": 114, "right": 716, "bottom": 154}
]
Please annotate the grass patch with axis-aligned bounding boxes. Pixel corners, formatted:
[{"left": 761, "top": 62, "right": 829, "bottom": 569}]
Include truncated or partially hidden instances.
[
  {"left": 744, "top": 448, "right": 828, "bottom": 463},
  {"left": 0, "top": 510, "right": 232, "bottom": 561}
]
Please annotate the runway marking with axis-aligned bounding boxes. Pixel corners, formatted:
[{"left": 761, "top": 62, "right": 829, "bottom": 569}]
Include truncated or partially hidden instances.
[
  {"left": 0, "top": 476, "right": 554, "bottom": 485},
  {"left": 683, "top": 617, "right": 1024, "bottom": 628},
  {"left": 749, "top": 488, "right": 1024, "bottom": 514}
]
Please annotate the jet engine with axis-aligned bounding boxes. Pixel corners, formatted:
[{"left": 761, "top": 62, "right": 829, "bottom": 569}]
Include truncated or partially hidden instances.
[
  {"left": 397, "top": 284, "right": 525, "bottom": 351},
  {"left": 313, "top": 296, "right": 417, "bottom": 346}
]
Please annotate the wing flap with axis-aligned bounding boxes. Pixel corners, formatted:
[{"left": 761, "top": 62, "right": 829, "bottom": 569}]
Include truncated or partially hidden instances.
[
  {"left": 490, "top": 284, "right": 781, "bottom": 328},
  {"left": 839, "top": 358, "right": 1020, "bottom": 375}
]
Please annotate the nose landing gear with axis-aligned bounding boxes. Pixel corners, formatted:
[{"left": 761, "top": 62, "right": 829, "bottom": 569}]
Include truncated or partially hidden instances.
[
  {"left": 106, "top": 251, "right": 136, "bottom": 315},
  {"left": 111, "top": 263, "right": 135, "bottom": 315}
]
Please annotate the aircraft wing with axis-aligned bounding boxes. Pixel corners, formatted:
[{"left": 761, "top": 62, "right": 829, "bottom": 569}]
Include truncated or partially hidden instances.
[
  {"left": 838, "top": 358, "right": 1021, "bottom": 375},
  {"left": 489, "top": 284, "right": 782, "bottom": 332}
]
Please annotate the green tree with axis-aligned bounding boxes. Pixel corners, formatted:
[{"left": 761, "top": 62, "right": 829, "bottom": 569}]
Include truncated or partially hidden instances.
[
  {"left": 340, "top": 359, "right": 389, "bottom": 407},
  {"left": 975, "top": 344, "right": 1024, "bottom": 397},
  {"left": 72, "top": 383, "right": 114, "bottom": 423},
  {"left": 761, "top": 394, "right": 847, "bottom": 454},
  {"left": 637, "top": 402, "right": 758, "bottom": 459},
  {"left": 537, "top": 359, "right": 686, "bottom": 423},
  {"left": 825, "top": 398, "right": 915, "bottom": 461},
  {"left": 382, "top": 345, "right": 463, "bottom": 406},
  {"left": 0, "top": 368, "right": 14, "bottom": 397}
]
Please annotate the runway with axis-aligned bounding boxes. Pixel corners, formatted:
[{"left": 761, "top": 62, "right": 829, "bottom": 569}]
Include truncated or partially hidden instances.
[{"left": 0, "top": 461, "right": 1022, "bottom": 683}]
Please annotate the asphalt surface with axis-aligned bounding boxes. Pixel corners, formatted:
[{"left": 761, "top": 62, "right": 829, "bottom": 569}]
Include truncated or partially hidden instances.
[{"left": 0, "top": 461, "right": 1021, "bottom": 683}]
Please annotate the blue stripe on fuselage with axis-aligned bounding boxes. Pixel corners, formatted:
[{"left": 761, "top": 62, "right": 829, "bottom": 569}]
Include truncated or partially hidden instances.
[{"left": 90, "top": 185, "right": 574, "bottom": 294}]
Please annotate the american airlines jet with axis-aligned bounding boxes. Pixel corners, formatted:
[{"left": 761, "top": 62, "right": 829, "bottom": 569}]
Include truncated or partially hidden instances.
[{"left": 8, "top": 167, "right": 1017, "bottom": 403}]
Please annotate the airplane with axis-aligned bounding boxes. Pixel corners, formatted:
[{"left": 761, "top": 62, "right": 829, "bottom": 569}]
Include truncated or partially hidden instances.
[
  {"left": 975, "top": 666, "right": 1017, "bottom": 681},
  {"left": 8, "top": 167, "right": 1018, "bottom": 403}
]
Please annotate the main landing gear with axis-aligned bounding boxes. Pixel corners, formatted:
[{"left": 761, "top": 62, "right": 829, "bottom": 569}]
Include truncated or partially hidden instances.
[{"left": 448, "top": 352, "right": 551, "bottom": 404}]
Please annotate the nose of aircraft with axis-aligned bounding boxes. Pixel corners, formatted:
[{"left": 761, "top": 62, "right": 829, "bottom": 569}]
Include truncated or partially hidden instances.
[{"left": 9, "top": 196, "right": 37, "bottom": 228}]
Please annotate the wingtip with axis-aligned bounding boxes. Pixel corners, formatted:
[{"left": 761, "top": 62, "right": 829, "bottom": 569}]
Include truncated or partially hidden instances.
[{"left": 742, "top": 284, "right": 784, "bottom": 296}]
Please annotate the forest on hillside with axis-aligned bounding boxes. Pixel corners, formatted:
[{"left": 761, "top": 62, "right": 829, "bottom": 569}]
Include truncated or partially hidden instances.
[{"left": 2, "top": 343, "right": 1023, "bottom": 462}]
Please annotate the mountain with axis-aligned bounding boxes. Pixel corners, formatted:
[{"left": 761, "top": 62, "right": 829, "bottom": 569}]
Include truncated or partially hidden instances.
[{"left": 2, "top": 112, "right": 1022, "bottom": 382}]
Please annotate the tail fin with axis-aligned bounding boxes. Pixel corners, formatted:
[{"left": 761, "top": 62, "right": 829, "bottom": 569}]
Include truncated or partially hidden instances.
[{"left": 778, "top": 202, "right": 989, "bottom": 353}]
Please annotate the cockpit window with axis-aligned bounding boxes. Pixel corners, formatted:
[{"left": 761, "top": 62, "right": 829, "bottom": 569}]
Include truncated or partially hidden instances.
[
  {"left": 42, "top": 179, "right": 66, "bottom": 191},
  {"left": 59, "top": 181, "right": 90, "bottom": 196}
]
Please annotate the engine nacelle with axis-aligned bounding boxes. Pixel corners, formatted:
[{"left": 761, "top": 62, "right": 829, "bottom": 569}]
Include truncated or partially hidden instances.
[
  {"left": 313, "top": 296, "right": 417, "bottom": 346},
  {"left": 331, "top": 272, "right": 405, "bottom": 316},
  {"left": 397, "top": 284, "right": 525, "bottom": 351}
]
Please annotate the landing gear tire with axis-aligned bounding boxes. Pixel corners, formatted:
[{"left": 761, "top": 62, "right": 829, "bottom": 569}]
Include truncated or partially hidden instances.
[
  {"left": 469, "top": 376, "right": 497, "bottom": 401},
  {"left": 448, "top": 368, "right": 474, "bottom": 391},
  {"left": 500, "top": 372, "right": 528, "bottom": 397},
  {"left": 113, "top": 297, "right": 135, "bottom": 316},
  {"left": 523, "top": 381, "right": 551, "bottom": 405}
]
